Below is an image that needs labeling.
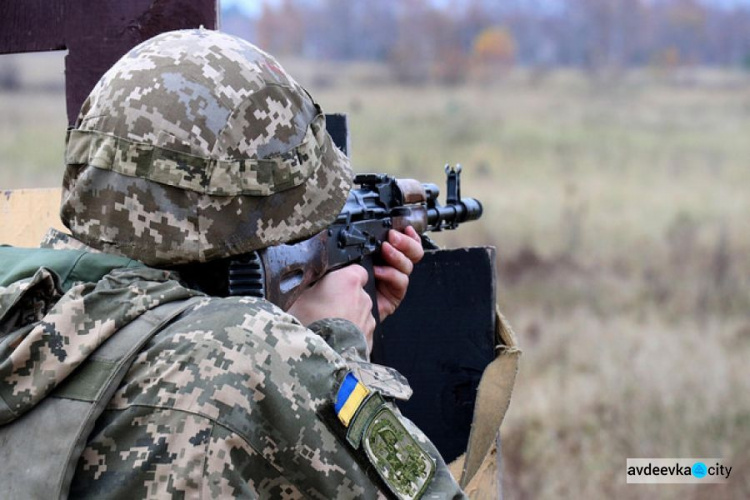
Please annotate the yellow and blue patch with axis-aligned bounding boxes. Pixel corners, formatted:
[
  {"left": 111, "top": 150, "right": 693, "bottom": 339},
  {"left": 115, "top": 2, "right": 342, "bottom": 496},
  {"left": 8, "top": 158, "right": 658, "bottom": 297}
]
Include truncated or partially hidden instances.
[
  {"left": 335, "top": 372, "right": 370, "bottom": 427},
  {"left": 335, "top": 372, "right": 435, "bottom": 499}
]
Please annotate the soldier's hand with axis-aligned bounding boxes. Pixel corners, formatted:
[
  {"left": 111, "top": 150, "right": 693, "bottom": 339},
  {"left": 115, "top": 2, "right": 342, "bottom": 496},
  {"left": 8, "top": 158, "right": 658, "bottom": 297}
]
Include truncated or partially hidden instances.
[
  {"left": 287, "top": 264, "right": 376, "bottom": 343},
  {"left": 374, "top": 226, "right": 424, "bottom": 321}
]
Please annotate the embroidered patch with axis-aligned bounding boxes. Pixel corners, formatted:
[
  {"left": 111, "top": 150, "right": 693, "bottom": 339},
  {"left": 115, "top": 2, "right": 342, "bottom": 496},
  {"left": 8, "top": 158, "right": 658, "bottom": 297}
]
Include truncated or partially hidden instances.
[
  {"left": 335, "top": 372, "right": 370, "bottom": 427},
  {"left": 363, "top": 407, "right": 436, "bottom": 500},
  {"left": 346, "top": 392, "right": 385, "bottom": 448}
]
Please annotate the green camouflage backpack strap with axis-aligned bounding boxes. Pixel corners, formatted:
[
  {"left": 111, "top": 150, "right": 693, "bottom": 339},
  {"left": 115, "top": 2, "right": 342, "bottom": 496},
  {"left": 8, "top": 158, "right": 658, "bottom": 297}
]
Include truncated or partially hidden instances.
[{"left": 0, "top": 296, "right": 202, "bottom": 500}]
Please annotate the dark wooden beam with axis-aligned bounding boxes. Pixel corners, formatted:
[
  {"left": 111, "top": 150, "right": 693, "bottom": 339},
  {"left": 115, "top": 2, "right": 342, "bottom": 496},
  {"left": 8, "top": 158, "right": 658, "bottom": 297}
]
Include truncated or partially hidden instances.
[
  {"left": 0, "top": 1, "right": 66, "bottom": 53},
  {"left": 63, "top": 0, "right": 218, "bottom": 126},
  {"left": 324, "top": 113, "right": 351, "bottom": 157},
  {"left": 0, "top": 0, "right": 218, "bottom": 126}
]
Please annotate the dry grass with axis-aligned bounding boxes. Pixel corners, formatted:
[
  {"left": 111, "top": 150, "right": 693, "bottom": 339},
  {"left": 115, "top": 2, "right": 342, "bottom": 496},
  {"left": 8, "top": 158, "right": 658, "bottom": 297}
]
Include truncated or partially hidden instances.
[
  {"left": 301, "top": 64, "right": 750, "bottom": 499},
  {"left": 0, "top": 52, "right": 67, "bottom": 189},
  {"left": 1, "top": 54, "right": 749, "bottom": 498}
]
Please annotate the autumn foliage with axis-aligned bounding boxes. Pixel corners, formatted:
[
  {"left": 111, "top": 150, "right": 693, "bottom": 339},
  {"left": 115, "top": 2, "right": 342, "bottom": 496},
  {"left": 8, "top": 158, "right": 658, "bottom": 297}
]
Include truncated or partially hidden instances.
[
  {"left": 473, "top": 27, "right": 516, "bottom": 66},
  {"left": 235, "top": 0, "right": 750, "bottom": 85}
]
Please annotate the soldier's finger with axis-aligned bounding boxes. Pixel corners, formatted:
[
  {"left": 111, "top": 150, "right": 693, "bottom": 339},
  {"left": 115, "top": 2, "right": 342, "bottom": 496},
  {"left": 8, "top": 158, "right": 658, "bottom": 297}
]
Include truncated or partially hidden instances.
[
  {"left": 374, "top": 265, "right": 409, "bottom": 298},
  {"left": 374, "top": 265, "right": 408, "bottom": 319},
  {"left": 381, "top": 241, "right": 414, "bottom": 276},
  {"left": 404, "top": 225, "right": 421, "bottom": 243},
  {"left": 389, "top": 229, "right": 424, "bottom": 264},
  {"left": 344, "top": 264, "right": 370, "bottom": 288}
]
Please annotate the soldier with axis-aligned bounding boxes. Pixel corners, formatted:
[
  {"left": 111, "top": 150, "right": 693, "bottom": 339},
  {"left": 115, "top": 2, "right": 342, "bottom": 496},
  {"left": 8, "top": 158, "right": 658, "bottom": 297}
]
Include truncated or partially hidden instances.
[{"left": 0, "top": 29, "right": 466, "bottom": 498}]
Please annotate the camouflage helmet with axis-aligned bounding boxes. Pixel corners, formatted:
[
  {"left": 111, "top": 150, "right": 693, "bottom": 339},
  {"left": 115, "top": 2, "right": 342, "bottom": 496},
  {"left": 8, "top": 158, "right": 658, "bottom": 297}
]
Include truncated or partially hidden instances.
[{"left": 61, "top": 29, "right": 352, "bottom": 266}]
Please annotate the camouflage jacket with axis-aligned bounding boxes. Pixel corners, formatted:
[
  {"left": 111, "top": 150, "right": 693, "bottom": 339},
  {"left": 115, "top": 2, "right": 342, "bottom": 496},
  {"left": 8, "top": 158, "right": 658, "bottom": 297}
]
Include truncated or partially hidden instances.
[{"left": 0, "top": 232, "right": 465, "bottom": 499}]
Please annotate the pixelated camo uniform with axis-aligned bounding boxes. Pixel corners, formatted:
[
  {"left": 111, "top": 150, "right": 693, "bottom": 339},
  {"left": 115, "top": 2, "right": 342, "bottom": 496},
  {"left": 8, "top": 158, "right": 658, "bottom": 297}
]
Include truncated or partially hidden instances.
[{"left": 1, "top": 233, "right": 465, "bottom": 499}]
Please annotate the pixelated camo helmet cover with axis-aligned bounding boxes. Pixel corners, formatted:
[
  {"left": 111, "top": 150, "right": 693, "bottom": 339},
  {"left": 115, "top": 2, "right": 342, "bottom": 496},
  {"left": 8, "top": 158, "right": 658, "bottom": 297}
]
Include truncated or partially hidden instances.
[{"left": 62, "top": 29, "right": 353, "bottom": 266}]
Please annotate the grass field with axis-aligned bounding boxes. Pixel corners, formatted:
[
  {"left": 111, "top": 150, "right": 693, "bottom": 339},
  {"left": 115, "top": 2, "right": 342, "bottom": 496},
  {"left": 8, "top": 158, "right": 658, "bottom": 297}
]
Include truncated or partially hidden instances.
[
  {"left": 1, "top": 52, "right": 749, "bottom": 498},
  {"left": 305, "top": 64, "right": 750, "bottom": 499}
]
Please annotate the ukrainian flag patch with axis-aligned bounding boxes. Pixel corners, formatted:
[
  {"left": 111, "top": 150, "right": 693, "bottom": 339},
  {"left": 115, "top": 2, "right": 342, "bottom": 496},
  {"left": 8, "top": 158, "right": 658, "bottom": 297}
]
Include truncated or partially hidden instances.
[{"left": 335, "top": 372, "right": 370, "bottom": 427}]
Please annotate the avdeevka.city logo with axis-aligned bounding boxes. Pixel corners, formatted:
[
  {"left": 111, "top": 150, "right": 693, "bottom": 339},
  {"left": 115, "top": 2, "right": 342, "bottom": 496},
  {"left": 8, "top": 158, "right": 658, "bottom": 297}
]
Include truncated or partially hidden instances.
[
  {"left": 691, "top": 462, "right": 707, "bottom": 479},
  {"left": 626, "top": 458, "right": 732, "bottom": 484}
]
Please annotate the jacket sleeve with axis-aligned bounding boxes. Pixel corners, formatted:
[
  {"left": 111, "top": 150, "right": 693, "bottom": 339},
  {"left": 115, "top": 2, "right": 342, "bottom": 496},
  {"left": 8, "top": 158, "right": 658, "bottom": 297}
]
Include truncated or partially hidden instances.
[
  {"left": 70, "top": 296, "right": 465, "bottom": 499},
  {"left": 307, "top": 317, "right": 370, "bottom": 362}
]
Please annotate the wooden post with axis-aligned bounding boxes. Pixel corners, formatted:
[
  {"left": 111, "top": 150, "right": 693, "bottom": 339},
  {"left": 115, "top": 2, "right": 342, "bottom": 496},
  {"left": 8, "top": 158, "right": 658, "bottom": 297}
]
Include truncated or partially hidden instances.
[{"left": 0, "top": 0, "right": 218, "bottom": 126}]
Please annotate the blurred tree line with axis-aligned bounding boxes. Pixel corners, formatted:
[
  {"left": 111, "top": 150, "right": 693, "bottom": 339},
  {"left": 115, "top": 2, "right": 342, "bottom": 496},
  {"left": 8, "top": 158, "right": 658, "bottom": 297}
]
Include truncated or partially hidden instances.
[{"left": 222, "top": 0, "right": 750, "bottom": 84}]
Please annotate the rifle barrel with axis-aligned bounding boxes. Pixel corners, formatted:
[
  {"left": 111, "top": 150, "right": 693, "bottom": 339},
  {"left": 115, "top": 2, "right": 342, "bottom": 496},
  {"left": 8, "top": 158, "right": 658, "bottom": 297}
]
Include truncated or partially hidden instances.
[{"left": 427, "top": 197, "right": 483, "bottom": 231}]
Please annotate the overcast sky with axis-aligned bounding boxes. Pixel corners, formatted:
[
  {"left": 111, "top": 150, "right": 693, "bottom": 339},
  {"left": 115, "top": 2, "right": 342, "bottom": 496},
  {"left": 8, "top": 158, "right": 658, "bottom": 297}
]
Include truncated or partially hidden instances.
[{"left": 221, "top": 0, "right": 750, "bottom": 17}]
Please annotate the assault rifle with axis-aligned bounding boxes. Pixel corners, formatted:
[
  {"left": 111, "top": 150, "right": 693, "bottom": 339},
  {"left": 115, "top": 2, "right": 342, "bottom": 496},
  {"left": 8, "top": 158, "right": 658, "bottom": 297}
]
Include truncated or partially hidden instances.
[{"left": 226, "top": 165, "right": 482, "bottom": 322}]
